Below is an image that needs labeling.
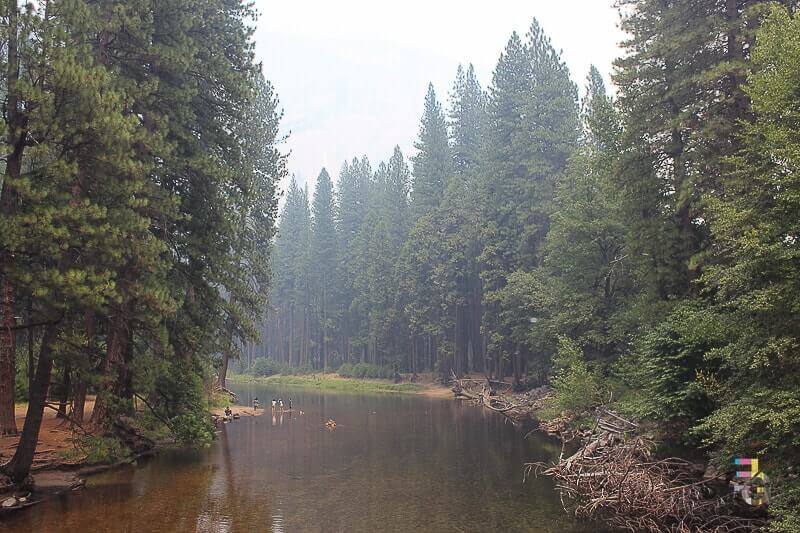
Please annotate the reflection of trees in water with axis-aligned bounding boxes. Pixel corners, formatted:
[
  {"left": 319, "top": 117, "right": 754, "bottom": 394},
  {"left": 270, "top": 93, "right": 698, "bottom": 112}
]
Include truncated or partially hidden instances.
[
  {"left": 8, "top": 386, "right": 582, "bottom": 532},
  {"left": 197, "top": 425, "right": 276, "bottom": 532},
  {"left": 238, "top": 389, "right": 575, "bottom": 532},
  {"left": 5, "top": 451, "right": 219, "bottom": 532}
]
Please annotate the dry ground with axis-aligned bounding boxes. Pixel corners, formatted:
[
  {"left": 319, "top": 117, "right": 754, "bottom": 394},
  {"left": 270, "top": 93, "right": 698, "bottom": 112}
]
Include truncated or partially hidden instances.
[{"left": 0, "top": 400, "right": 97, "bottom": 471}]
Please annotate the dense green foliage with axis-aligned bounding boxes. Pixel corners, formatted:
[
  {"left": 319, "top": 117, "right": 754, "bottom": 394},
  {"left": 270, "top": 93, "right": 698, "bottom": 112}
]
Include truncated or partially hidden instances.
[
  {"left": 255, "top": 4, "right": 800, "bottom": 528},
  {"left": 2, "top": 0, "right": 799, "bottom": 528},
  {"left": 0, "top": 0, "right": 284, "bottom": 480},
  {"left": 337, "top": 362, "right": 395, "bottom": 380},
  {"left": 550, "top": 337, "right": 604, "bottom": 414}
]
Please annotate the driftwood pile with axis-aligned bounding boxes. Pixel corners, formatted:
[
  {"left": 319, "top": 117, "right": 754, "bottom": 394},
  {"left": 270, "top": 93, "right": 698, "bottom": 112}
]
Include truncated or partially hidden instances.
[
  {"left": 450, "top": 374, "right": 549, "bottom": 427},
  {"left": 526, "top": 408, "right": 765, "bottom": 533},
  {"left": 214, "top": 385, "right": 239, "bottom": 403}
]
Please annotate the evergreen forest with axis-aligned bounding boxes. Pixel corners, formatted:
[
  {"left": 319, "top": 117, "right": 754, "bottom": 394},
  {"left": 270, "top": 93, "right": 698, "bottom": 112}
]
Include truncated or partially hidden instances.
[
  {"left": 1, "top": 1, "right": 800, "bottom": 531},
  {"left": 256, "top": 3, "right": 800, "bottom": 529}
]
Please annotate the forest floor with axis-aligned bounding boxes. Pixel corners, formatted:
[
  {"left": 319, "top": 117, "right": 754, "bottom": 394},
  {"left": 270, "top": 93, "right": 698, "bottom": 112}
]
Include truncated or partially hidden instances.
[
  {"left": 0, "top": 400, "right": 97, "bottom": 474},
  {"left": 0, "top": 401, "right": 98, "bottom": 509}
]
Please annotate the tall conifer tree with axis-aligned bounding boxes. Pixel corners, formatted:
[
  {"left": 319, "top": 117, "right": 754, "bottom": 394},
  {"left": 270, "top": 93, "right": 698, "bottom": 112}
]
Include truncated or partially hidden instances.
[
  {"left": 411, "top": 84, "right": 451, "bottom": 219},
  {"left": 310, "top": 168, "right": 338, "bottom": 371}
]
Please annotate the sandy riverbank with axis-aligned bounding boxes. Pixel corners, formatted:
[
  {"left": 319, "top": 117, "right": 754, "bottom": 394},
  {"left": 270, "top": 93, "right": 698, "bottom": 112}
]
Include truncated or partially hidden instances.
[
  {"left": 210, "top": 404, "right": 264, "bottom": 418},
  {"left": 0, "top": 400, "right": 98, "bottom": 473}
]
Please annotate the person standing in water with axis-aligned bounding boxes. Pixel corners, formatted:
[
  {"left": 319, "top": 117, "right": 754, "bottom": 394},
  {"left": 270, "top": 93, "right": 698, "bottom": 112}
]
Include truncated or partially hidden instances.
[
  {"left": 271, "top": 398, "right": 276, "bottom": 410},
  {"left": 253, "top": 397, "right": 260, "bottom": 410},
  {"left": 288, "top": 398, "right": 293, "bottom": 411}
]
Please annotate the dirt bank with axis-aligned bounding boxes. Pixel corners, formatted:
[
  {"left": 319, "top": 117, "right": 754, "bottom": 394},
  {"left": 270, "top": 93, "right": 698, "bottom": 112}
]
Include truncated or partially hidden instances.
[
  {"left": 0, "top": 400, "right": 97, "bottom": 474},
  {"left": 210, "top": 404, "right": 264, "bottom": 418}
]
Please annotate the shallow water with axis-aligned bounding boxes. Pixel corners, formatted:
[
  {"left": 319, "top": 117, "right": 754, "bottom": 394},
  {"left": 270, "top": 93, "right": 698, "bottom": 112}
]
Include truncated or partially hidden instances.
[{"left": 4, "top": 384, "right": 589, "bottom": 532}]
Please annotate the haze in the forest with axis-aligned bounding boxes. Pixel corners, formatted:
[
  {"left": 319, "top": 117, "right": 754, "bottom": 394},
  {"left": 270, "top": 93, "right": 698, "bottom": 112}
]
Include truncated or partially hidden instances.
[
  {"left": 2, "top": 1, "right": 800, "bottom": 531},
  {"left": 252, "top": 0, "right": 624, "bottom": 187}
]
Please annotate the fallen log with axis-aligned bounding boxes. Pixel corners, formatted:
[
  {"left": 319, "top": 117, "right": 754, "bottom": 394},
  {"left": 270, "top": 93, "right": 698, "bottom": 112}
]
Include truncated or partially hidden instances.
[{"left": 214, "top": 386, "right": 239, "bottom": 402}]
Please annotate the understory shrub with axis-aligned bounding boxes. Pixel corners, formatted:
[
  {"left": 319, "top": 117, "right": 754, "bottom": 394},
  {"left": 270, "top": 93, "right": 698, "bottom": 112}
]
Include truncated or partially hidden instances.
[
  {"left": 80, "top": 434, "right": 131, "bottom": 465},
  {"left": 337, "top": 362, "right": 394, "bottom": 379},
  {"left": 551, "top": 336, "right": 604, "bottom": 413},
  {"left": 171, "top": 411, "right": 215, "bottom": 448},
  {"left": 250, "top": 357, "right": 282, "bottom": 377}
]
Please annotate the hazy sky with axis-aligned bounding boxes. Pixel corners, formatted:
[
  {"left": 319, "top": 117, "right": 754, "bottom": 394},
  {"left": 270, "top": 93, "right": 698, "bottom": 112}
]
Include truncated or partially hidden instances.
[{"left": 252, "top": 1, "right": 626, "bottom": 193}]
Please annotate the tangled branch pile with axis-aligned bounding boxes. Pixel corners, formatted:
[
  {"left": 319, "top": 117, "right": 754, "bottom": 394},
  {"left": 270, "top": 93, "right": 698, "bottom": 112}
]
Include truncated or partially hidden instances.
[
  {"left": 527, "top": 409, "right": 765, "bottom": 533},
  {"left": 450, "top": 375, "right": 550, "bottom": 426}
]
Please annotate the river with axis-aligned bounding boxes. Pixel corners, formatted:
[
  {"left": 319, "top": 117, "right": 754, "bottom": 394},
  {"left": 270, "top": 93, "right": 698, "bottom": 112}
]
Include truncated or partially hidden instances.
[{"left": 4, "top": 383, "right": 590, "bottom": 532}]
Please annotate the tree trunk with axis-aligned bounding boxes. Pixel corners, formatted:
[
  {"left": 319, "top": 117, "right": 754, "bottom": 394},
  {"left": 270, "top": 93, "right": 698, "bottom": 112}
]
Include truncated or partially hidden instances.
[
  {"left": 411, "top": 336, "right": 417, "bottom": 376},
  {"left": 219, "top": 348, "right": 230, "bottom": 388},
  {"left": 91, "top": 311, "right": 130, "bottom": 427},
  {"left": 0, "top": 280, "right": 17, "bottom": 435},
  {"left": 73, "top": 311, "right": 94, "bottom": 424},
  {"left": 27, "top": 298, "right": 34, "bottom": 396},
  {"left": 56, "top": 362, "right": 71, "bottom": 418},
  {"left": 322, "top": 285, "right": 327, "bottom": 373},
  {"left": 73, "top": 379, "right": 87, "bottom": 424},
  {"left": 3, "top": 322, "right": 57, "bottom": 483},
  {"left": 513, "top": 344, "right": 522, "bottom": 389},
  {"left": 289, "top": 303, "right": 295, "bottom": 367},
  {"left": 0, "top": 0, "right": 24, "bottom": 437}
]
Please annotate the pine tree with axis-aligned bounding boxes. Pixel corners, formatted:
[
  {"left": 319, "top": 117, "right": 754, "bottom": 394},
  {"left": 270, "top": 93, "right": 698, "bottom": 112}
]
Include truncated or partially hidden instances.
[
  {"left": 1, "top": 0, "right": 281, "bottom": 481},
  {"left": 216, "top": 71, "right": 286, "bottom": 388},
  {"left": 270, "top": 178, "right": 312, "bottom": 367},
  {"left": 310, "top": 168, "right": 338, "bottom": 372},
  {"left": 480, "top": 19, "right": 579, "bottom": 383},
  {"left": 449, "top": 64, "right": 486, "bottom": 177},
  {"left": 350, "top": 147, "right": 410, "bottom": 365},
  {"left": 411, "top": 83, "right": 451, "bottom": 219},
  {"left": 2, "top": 0, "right": 173, "bottom": 478},
  {"left": 540, "top": 67, "right": 629, "bottom": 362},
  {"left": 614, "top": 0, "right": 781, "bottom": 301},
  {"left": 335, "top": 156, "right": 372, "bottom": 362},
  {"left": 697, "top": 9, "right": 800, "bottom": 528}
]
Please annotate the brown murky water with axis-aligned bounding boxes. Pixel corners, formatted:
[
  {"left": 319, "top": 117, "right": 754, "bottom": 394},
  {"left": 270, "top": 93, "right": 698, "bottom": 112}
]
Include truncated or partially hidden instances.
[{"left": 3, "top": 384, "right": 589, "bottom": 532}]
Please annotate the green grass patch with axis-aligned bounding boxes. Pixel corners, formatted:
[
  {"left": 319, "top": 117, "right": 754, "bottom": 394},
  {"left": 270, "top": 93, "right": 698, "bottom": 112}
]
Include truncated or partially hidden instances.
[
  {"left": 78, "top": 434, "right": 132, "bottom": 465},
  {"left": 57, "top": 445, "right": 87, "bottom": 463},
  {"left": 229, "top": 374, "right": 424, "bottom": 394},
  {"left": 209, "top": 390, "right": 234, "bottom": 409}
]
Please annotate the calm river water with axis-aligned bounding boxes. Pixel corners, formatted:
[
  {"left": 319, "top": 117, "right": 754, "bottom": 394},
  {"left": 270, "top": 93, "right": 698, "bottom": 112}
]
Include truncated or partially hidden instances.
[{"left": 4, "top": 383, "right": 590, "bottom": 532}]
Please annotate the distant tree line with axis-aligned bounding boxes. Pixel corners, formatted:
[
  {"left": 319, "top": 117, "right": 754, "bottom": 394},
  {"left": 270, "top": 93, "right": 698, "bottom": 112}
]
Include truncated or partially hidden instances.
[
  {"left": 260, "top": 3, "right": 800, "bottom": 528},
  {"left": 0, "top": 0, "right": 285, "bottom": 483}
]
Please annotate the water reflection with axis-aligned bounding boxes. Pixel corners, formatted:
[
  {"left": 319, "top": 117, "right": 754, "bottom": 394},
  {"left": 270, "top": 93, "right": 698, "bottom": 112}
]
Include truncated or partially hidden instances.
[{"left": 4, "top": 384, "right": 589, "bottom": 532}]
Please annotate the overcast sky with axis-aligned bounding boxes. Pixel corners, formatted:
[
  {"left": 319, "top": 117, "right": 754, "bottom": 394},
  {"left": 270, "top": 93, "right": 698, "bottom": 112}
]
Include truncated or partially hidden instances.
[{"left": 252, "top": 1, "right": 626, "bottom": 194}]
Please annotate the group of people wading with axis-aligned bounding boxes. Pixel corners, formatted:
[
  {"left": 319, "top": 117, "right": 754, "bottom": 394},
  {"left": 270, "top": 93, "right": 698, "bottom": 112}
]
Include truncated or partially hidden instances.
[{"left": 268, "top": 397, "right": 292, "bottom": 411}]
